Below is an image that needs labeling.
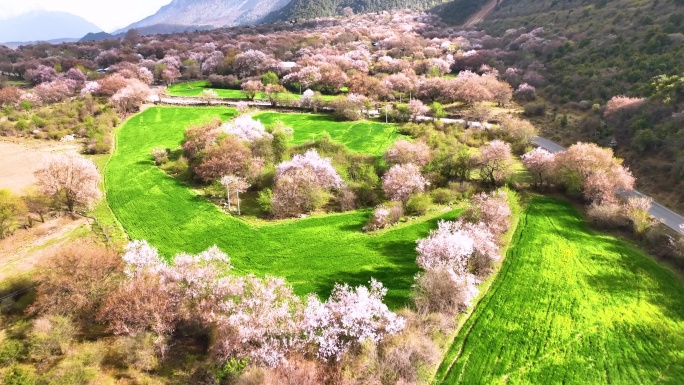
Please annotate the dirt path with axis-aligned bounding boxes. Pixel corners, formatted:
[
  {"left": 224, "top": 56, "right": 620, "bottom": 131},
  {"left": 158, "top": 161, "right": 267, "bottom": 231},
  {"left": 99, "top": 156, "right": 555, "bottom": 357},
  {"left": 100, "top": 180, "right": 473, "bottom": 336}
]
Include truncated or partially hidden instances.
[
  {"left": 463, "top": 0, "right": 498, "bottom": 28},
  {"left": 0, "top": 216, "right": 90, "bottom": 281},
  {"left": 0, "top": 139, "right": 81, "bottom": 194}
]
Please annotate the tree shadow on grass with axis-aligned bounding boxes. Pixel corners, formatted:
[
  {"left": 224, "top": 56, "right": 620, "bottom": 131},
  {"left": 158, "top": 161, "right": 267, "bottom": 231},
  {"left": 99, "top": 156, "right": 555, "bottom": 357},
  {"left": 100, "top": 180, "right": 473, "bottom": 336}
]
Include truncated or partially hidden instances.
[
  {"left": 534, "top": 197, "right": 684, "bottom": 323},
  {"left": 308, "top": 263, "right": 419, "bottom": 310}
]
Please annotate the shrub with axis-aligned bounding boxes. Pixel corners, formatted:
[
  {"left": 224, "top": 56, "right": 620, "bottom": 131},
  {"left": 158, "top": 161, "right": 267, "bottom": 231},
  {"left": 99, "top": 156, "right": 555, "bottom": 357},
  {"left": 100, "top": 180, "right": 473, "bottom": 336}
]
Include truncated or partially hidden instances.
[
  {"left": 365, "top": 202, "right": 404, "bottom": 231},
  {"left": 523, "top": 102, "right": 546, "bottom": 116},
  {"left": 151, "top": 147, "right": 168, "bottom": 165},
  {"left": 335, "top": 188, "right": 357, "bottom": 212},
  {"left": 30, "top": 243, "right": 123, "bottom": 321},
  {"left": 257, "top": 188, "right": 273, "bottom": 214},
  {"left": 0, "top": 340, "right": 27, "bottom": 365},
  {"left": 413, "top": 268, "right": 478, "bottom": 316},
  {"left": 2, "top": 365, "right": 37, "bottom": 385},
  {"left": 586, "top": 203, "right": 628, "bottom": 229},
  {"left": 430, "top": 188, "right": 453, "bottom": 204},
  {"left": 405, "top": 194, "right": 431, "bottom": 216},
  {"left": 29, "top": 315, "right": 76, "bottom": 363},
  {"left": 377, "top": 320, "right": 439, "bottom": 384},
  {"left": 109, "top": 333, "right": 159, "bottom": 371}
]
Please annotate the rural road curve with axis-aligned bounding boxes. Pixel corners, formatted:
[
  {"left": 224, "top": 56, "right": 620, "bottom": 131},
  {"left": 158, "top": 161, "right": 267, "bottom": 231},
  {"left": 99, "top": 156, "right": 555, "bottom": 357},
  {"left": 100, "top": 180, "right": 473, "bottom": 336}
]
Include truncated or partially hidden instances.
[{"left": 532, "top": 136, "right": 684, "bottom": 234}]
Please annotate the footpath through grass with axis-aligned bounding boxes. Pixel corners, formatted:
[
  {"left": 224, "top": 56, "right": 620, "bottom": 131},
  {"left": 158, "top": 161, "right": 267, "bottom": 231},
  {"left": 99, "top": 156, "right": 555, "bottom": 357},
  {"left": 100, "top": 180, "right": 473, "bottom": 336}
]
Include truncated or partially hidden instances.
[
  {"left": 106, "top": 106, "right": 449, "bottom": 306},
  {"left": 167, "top": 80, "right": 337, "bottom": 101},
  {"left": 434, "top": 197, "right": 684, "bottom": 384}
]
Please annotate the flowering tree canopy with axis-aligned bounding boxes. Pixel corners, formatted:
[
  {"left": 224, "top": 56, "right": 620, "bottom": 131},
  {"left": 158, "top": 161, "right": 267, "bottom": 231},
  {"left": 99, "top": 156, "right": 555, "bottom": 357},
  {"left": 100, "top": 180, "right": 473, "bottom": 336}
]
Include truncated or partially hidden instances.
[
  {"left": 303, "top": 279, "right": 405, "bottom": 361},
  {"left": 382, "top": 163, "right": 427, "bottom": 202},
  {"left": 34, "top": 153, "right": 101, "bottom": 212},
  {"left": 222, "top": 116, "right": 273, "bottom": 144}
]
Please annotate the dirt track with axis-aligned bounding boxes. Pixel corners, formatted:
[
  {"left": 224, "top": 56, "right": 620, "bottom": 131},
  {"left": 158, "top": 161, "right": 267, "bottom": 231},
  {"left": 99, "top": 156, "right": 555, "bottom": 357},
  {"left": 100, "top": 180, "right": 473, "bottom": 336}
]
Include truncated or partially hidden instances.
[
  {"left": 0, "top": 216, "right": 89, "bottom": 281},
  {"left": 463, "top": 0, "right": 498, "bottom": 28}
]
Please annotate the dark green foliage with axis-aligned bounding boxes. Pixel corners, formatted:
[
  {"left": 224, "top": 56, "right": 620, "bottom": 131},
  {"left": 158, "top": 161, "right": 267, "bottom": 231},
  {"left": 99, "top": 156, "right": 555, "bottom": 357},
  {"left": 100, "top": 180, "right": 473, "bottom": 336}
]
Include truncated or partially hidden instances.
[
  {"left": 0, "top": 340, "right": 27, "bottom": 365},
  {"left": 2, "top": 365, "right": 36, "bottom": 385},
  {"left": 260, "top": 71, "right": 279, "bottom": 86},
  {"left": 215, "top": 358, "right": 249, "bottom": 383},
  {"left": 405, "top": 193, "right": 431, "bottom": 215}
]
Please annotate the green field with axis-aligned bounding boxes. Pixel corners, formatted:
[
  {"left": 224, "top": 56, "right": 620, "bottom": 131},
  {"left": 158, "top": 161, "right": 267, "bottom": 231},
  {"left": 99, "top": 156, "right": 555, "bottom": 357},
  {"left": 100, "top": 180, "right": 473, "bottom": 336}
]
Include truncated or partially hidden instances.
[
  {"left": 434, "top": 197, "right": 684, "bottom": 384},
  {"left": 167, "top": 81, "right": 337, "bottom": 101},
  {"left": 253, "top": 112, "right": 403, "bottom": 156},
  {"left": 105, "top": 106, "right": 451, "bottom": 306}
]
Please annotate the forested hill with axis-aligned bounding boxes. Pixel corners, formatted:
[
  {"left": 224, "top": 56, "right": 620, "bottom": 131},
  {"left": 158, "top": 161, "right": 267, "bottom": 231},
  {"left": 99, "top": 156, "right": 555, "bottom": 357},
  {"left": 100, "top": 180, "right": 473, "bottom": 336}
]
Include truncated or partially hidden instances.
[
  {"left": 264, "top": 0, "right": 449, "bottom": 22},
  {"left": 459, "top": 0, "right": 684, "bottom": 209}
]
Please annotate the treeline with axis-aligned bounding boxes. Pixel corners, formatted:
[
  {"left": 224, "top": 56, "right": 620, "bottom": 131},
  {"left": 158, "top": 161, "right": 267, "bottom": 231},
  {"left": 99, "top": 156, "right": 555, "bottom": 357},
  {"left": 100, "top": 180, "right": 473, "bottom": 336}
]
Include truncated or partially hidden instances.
[{"left": 266, "top": 0, "right": 449, "bottom": 22}]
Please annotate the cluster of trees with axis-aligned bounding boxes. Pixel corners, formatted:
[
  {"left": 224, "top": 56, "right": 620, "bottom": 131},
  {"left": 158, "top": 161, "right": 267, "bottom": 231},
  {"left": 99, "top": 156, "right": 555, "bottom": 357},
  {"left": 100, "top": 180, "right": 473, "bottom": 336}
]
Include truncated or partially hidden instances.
[
  {"left": 414, "top": 190, "right": 511, "bottom": 313},
  {"left": 1, "top": 10, "right": 516, "bottom": 133},
  {"left": 2, "top": 184, "right": 516, "bottom": 383},
  {"left": 0, "top": 153, "right": 101, "bottom": 239},
  {"left": 521, "top": 143, "right": 634, "bottom": 205}
]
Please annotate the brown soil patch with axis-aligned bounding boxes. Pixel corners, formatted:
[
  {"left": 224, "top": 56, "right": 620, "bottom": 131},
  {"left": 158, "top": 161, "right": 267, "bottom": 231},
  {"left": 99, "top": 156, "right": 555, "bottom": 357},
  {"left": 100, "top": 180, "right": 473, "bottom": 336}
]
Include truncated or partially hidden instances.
[
  {"left": 0, "top": 139, "right": 81, "bottom": 194},
  {"left": 0, "top": 216, "right": 90, "bottom": 281}
]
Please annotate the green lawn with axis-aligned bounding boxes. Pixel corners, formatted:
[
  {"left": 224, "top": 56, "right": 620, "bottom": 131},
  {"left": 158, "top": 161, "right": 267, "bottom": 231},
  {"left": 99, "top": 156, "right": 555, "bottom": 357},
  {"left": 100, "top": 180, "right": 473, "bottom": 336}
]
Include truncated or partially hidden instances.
[
  {"left": 254, "top": 112, "right": 403, "bottom": 156},
  {"left": 167, "top": 81, "right": 337, "bottom": 101},
  {"left": 105, "top": 106, "right": 454, "bottom": 306},
  {"left": 434, "top": 197, "right": 684, "bottom": 384}
]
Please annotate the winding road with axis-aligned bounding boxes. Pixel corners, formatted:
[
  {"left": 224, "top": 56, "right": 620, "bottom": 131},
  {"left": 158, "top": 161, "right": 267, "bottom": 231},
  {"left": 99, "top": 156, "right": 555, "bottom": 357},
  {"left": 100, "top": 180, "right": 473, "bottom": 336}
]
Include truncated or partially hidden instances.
[{"left": 532, "top": 137, "right": 684, "bottom": 234}]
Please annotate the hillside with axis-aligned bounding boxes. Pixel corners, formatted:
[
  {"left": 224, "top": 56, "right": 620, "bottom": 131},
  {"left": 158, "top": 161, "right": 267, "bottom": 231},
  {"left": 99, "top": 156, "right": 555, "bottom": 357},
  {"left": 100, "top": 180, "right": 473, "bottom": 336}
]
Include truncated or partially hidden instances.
[
  {"left": 0, "top": 11, "right": 102, "bottom": 43},
  {"left": 454, "top": 0, "right": 684, "bottom": 210},
  {"left": 265, "top": 0, "right": 448, "bottom": 22},
  {"left": 114, "top": 0, "right": 291, "bottom": 34}
]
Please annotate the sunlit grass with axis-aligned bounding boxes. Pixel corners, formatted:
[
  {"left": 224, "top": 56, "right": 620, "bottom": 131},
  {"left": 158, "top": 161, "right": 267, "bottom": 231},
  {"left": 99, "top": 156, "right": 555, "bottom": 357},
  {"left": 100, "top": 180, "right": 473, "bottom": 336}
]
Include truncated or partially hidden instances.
[
  {"left": 434, "top": 197, "right": 684, "bottom": 384},
  {"left": 105, "top": 106, "right": 452, "bottom": 306}
]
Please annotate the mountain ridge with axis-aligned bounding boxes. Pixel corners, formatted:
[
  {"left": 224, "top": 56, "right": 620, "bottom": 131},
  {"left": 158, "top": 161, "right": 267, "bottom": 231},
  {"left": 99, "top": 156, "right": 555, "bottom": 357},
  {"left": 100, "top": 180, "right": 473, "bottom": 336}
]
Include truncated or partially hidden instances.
[
  {"left": 114, "top": 0, "right": 292, "bottom": 34},
  {"left": 0, "top": 10, "right": 102, "bottom": 44}
]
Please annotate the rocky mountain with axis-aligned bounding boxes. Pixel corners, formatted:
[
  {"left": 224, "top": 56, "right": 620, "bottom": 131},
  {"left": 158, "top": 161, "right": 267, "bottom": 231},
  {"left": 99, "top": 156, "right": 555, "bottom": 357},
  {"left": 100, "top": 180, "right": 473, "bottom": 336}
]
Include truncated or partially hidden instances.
[
  {"left": 114, "top": 0, "right": 292, "bottom": 34},
  {"left": 0, "top": 10, "right": 102, "bottom": 44}
]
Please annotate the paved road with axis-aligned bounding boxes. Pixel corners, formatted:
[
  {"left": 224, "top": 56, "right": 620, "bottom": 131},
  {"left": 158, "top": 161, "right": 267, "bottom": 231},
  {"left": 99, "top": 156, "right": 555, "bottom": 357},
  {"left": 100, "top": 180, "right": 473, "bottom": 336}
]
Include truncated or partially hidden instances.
[{"left": 532, "top": 136, "right": 684, "bottom": 234}]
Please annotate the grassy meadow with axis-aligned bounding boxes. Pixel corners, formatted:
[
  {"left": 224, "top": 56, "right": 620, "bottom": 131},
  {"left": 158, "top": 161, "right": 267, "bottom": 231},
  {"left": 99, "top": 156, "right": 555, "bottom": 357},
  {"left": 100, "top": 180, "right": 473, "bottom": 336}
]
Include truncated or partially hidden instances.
[
  {"left": 166, "top": 80, "right": 337, "bottom": 101},
  {"left": 434, "top": 197, "right": 684, "bottom": 384},
  {"left": 253, "top": 112, "right": 403, "bottom": 156},
  {"left": 105, "top": 106, "right": 447, "bottom": 306}
]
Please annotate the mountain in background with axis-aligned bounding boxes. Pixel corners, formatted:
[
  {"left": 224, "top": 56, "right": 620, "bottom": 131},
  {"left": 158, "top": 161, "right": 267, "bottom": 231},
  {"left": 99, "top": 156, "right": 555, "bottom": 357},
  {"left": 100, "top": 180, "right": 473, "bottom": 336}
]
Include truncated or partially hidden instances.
[
  {"left": 114, "top": 0, "right": 292, "bottom": 34},
  {"left": 0, "top": 10, "right": 102, "bottom": 43},
  {"left": 265, "top": 0, "right": 447, "bottom": 23}
]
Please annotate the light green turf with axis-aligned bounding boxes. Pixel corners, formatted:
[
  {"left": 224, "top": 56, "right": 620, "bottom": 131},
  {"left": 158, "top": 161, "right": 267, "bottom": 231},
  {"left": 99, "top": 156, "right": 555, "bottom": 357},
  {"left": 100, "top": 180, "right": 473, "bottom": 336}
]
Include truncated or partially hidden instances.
[
  {"left": 105, "top": 106, "right": 456, "bottom": 306},
  {"left": 434, "top": 197, "right": 684, "bottom": 384},
  {"left": 253, "top": 112, "right": 404, "bottom": 156},
  {"left": 167, "top": 80, "right": 337, "bottom": 101}
]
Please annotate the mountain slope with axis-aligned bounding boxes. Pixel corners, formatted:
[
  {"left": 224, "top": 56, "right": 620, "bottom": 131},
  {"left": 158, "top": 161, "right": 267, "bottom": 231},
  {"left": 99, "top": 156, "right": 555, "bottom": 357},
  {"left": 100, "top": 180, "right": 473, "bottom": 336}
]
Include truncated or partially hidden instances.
[
  {"left": 457, "top": 0, "right": 684, "bottom": 209},
  {"left": 265, "top": 0, "right": 446, "bottom": 23},
  {"left": 0, "top": 11, "right": 102, "bottom": 43},
  {"left": 115, "top": 0, "right": 291, "bottom": 34}
]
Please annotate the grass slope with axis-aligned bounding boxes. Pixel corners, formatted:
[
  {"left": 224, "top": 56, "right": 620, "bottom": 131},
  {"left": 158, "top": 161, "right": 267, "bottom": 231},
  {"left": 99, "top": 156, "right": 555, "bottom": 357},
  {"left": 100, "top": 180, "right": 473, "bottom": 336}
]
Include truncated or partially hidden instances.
[
  {"left": 106, "top": 106, "right": 452, "bottom": 306},
  {"left": 167, "top": 81, "right": 337, "bottom": 101},
  {"left": 434, "top": 197, "right": 684, "bottom": 384},
  {"left": 254, "top": 112, "right": 402, "bottom": 156}
]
